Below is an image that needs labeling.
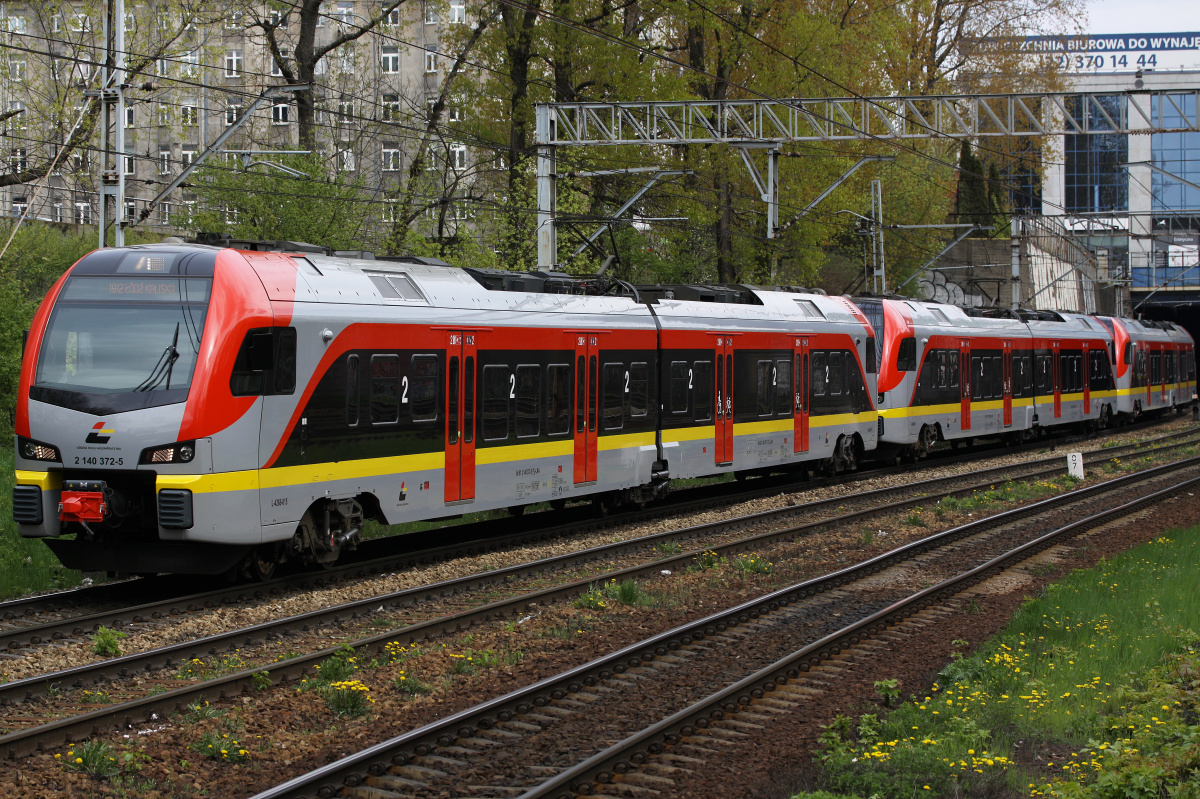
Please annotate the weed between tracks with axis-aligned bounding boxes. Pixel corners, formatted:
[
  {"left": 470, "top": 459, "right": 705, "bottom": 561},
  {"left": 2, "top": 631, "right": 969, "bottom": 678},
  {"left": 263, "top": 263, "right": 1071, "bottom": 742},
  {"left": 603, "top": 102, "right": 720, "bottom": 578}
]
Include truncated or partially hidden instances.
[{"left": 794, "top": 525, "right": 1200, "bottom": 799}]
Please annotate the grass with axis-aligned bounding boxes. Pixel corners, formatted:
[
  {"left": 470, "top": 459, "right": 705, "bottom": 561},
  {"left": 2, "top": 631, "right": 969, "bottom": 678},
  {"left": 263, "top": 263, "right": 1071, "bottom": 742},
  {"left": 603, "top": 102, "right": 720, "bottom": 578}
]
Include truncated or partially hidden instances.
[
  {"left": 0, "top": 449, "right": 83, "bottom": 598},
  {"left": 793, "top": 523, "right": 1200, "bottom": 799}
]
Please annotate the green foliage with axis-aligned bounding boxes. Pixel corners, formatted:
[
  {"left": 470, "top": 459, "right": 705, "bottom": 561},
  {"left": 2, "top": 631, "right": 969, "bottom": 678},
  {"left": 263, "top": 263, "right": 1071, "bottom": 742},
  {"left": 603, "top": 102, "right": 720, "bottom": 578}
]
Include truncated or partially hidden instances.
[
  {"left": 732, "top": 553, "right": 773, "bottom": 575},
  {"left": 92, "top": 626, "right": 127, "bottom": 658},
  {"left": 188, "top": 154, "right": 370, "bottom": 250},
  {"left": 56, "top": 740, "right": 129, "bottom": 777},
  {"left": 0, "top": 449, "right": 83, "bottom": 598},
  {"left": 183, "top": 701, "right": 224, "bottom": 722},
  {"left": 574, "top": 585, "right": 607, "bottom": 610},
  {"left": 190, "top": 730, "right": 251, "bottom": 762},
  {"left": 393, "top": 671, "right": 431, "bottom": 696},
  {"left": 252, "top": 670, "right": 271, "bottom": 692},
  {"left": 319, "top": 679, "right": 374, "bottom": 717},
  {"left": 875, "top": 679, "right": 902, "bottom": 706},
  {"left": 693, "top": 550, "right": 726, "bottom": 571},
  {"left": 603, "top": 578, "right": 656, "bottom": 607}
]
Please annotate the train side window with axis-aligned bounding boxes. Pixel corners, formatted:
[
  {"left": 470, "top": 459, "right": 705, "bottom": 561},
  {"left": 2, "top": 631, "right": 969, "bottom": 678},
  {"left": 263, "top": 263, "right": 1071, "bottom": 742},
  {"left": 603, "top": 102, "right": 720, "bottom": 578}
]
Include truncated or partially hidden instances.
[
  {"left": 972, "top": 356, "right": 983, "bottom": 400},
  {"left": 629, "top": 362, "right": 648, "bottom": 418},
  {"left": 865, "top": 338, "right": 877, "bottom": 374},
  {"left": 993, "top": 356, "right": 1003, "bottom": 398},
  {"left": 936, "top": 351, "right": 947, "bottom": 389},
  {"left": 482, "top": 365, "right": 510, "bottom": 441},
  {"left": 829, "top": 352, "right": 843, "bottom": 396},
  {"left": 448, "top": 357, "right": 459, "bottom": 445},
  {"left": 547, "top": 364, "right": 571, "bottom": 435},
  {"left": 949, "top": 351, "right": 960, "bottom": 388},
  {"left": 812, "top": 352, "right": 827, "bottom": 396},
  {"left": 1124, "top": 342, "right": 1133, "bottom": 366},
  {"left": 756, "top": 360, "right": 773, "bottom": 416},
  {"left": 693, "top": 361, "right": 713, "bottom": 421},
  {"left": 464, "top": 357, "right": 474, "bottom": 443},
  {"left": 670, "top": 361, "right": 689, "bottom": 414},
  {"left": 775, "top": 359, "right": 792, "bottom": 417},
  {"left": 230, "top": 326, "right": 296, "bottom": 396},
  {"left": 370, "top": 354, "right": 400, "bottom": 424},
  {"left": 346, "top": 354, "right": 360, "bottom": 426},
  {"left": 577, "top": 356, "right": 586, "bottom": 433},
  {"left": 409, "top": 355, "right": 439, "bottom": 422},
  {"left": 515, "top": 364, "right": 540, "bottom": 438},
  {"left": 603, "top": 362, "right": 624, "bottom": 430},
  {"left": 896, "top": 337, "right": 916, "bottom": 372}
]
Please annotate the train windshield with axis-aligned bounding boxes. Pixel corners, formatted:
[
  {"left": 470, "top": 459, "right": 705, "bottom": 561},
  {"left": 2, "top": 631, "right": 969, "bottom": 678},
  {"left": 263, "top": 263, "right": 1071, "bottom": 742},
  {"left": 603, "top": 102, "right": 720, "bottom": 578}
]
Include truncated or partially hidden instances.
[{"left": 33, "top": 277, "right": 210, "bottom": 412}]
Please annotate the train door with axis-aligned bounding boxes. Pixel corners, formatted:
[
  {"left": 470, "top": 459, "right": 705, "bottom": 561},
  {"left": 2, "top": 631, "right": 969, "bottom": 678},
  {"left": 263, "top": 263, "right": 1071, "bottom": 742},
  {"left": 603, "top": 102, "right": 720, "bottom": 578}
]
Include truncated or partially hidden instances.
[
  {"left": 444, "top": 331, "right": 477, "bottom": 503},
  {"left": 573, "top": 334, "right": 600, "bottom": 484},
  {"left": 794, "top": 337, "right": 810, "bottom": 454},
  {"left": 1081, "top": 342, "right": 1091, "bottom": 415},
  {"left": 1160, "top": 347, "right": 1168, "bottom": 405},
  {"left": 1002, "top": 340, "right": 1013, "bottom": 427},
  {"left": 714, "top": 335, "right": 735, "bottom": 465},
  {"left": 959, "top": 340, "right": 971, "bottom": 431},
  {"left": 1052, "top": 342, "right": 1062, "bottom": 418}
]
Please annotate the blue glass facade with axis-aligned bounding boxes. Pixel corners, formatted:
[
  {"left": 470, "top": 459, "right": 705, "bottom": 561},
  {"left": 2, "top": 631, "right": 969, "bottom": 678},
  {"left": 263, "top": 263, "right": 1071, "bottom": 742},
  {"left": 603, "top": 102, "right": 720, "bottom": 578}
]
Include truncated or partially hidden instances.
[
  {"left": 1064, "top": 95, "right": 1128, "bottom": 214},
  {"left": 1151, "top": 94, "right": 1200, "bottom": 212}
]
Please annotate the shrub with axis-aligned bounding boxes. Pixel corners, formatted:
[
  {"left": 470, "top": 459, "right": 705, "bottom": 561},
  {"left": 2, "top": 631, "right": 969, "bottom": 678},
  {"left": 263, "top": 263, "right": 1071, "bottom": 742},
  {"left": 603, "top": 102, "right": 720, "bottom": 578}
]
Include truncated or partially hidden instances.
[
  {"left": 92, "top": 626, "right": 127, "bottom": 658},
  {"left": 190, "top": 730, "right": 250, "bottom": 762},
  {"left": 321, "top": 680, "right": 374, "bottom": 717}
]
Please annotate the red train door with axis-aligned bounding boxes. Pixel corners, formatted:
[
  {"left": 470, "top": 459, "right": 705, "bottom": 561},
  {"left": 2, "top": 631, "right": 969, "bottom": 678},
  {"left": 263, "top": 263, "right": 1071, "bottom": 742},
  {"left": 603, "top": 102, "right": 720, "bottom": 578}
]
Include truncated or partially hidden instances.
[
  {"left": 1002, "top": 341, "right": 1013, "bottom": 427},
  {"left": 573, "top": 334, "right": 599, "bottom": 484},
  {"left": 714, "top": 335, "right": 735, "bottom": 465},
  {"left": 959, "top": 340, "right": 971, "bottom": 431},
  {"left": 1081, "top": 342, "right": 1091, "bottom": 415},
  {"left": 1052, "top": 342, "right": 1062, "bottom": 418},
  {"left": 794, "top": 337, "right": 810, "bottom": 454},
  {"left": 444, "top": 331, "right": 477, "bottom": 503}
]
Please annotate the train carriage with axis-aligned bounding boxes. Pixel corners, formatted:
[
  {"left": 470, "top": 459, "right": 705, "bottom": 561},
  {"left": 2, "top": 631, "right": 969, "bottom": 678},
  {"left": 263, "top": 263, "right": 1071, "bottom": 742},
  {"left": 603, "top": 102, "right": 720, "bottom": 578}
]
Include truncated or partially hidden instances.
[
  {"left": 1096, "top": 316, "right": 1197, "bottom": 420},
  {"left": 12, "top": 241, "right": 877, "bottom": 577},
  {"left": 862, "top": 298, "right": 1117, "bottom": 458}
]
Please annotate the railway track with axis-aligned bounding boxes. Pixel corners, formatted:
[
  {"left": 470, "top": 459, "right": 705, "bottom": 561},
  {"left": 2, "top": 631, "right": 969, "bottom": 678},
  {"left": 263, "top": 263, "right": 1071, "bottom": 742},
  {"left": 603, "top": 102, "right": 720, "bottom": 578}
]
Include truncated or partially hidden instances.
[
  {"left": 243, "top": 454, "right": 1200, "bottom": 799},
  {"left": 0, "top": 420, "right": 1191, "bottom": 650},
  {"left": 0, "top": 428, "right": 1195, "bottom": 762}
]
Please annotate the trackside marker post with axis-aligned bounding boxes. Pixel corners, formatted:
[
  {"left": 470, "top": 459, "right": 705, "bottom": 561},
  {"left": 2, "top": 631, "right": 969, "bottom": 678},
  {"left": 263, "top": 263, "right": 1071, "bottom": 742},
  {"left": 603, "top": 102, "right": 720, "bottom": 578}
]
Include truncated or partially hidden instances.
[{"left": 1067, "top": 452, "right": 1085, "bottom": 480}]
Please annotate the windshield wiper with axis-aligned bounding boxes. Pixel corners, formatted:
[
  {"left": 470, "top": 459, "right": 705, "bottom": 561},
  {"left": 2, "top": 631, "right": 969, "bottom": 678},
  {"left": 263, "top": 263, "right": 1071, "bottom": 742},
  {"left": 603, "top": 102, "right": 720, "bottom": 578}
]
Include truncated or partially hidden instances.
[{"left": 134, "top": 323, "right": 181, "bottom": 392}]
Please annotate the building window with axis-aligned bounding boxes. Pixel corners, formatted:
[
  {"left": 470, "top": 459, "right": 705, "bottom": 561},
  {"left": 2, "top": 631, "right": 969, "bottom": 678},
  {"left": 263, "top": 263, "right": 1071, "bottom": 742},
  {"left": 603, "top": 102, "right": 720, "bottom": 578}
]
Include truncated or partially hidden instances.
[
  {"left": 340, "top": 149, "right": 356, "bottom": 171},
  {"left": 450, "top": 144, "right": 466, "bottom": 170},
  {"left": 225, "top": 10, "right": 242, "bottom": 28},
  {"left": 381, "top": 2, "right": 400, "bottom": 25},
  {"left": 181, "top": 102, "right": 197, "bottom": 126},
  {"left": 382, "top": 93, "right": 400, "bottom": 120},
  {"left": 226, "top": 104, "right": 241, "bottom": 126},
  {"left": 382, "top": 145, "right": 400, "bottom": 171},
  {"left": 272, "top": 102, "right": 289, "bottom": 125},
  {"left": 3, "top": 12, "right": 27, "bottom": 33},
  {"left": 158, "top": 150, "right": 171, "bottom": 174},
  {"left": 181, "top": 50, "right": 199, "bottom": 76},
  {"left": 8, "top": 100, "right": 25, "bottom": 129},
  {"left": 271, "top": 48, "right": 290, "bottom": 76},
  {"left": 424, "top": 47, "right": 438, "bottom": 73},
  {"left": 224, "top": 49, "right": 242, "bottom": 78},
  {"left": 1151, "top": 94, "right": 1200, "bottom": 213},
  {"left": 424, "top": 2, "right": 436, "bottom": 23},
  {"left": 8, "top": 55, "right": 25, "bottom": 80},
  {"left": 156, "top": 57, "right": 169, "bottom": 77},
  {"left": 381, "top": 47, "right": 399, "bottom": 74},
  {"left": 53, "top": 203, "right": 63, "bottom": 223},
  {"left": 337, "top": 100, "right": 353, "bottom": 125},
  {"left": 12, "top": 197, "right": 27, "bottom": 217},
  {"left": 382, "top": 200, "right": 397, "bottom": 222},
  {"left": 159, "top": 202, "right": 171, "bottom": 225},
  {"left": 1064, "top": 95, "right": 1127, "bottom": 214},
  {"left": 181, "top": 144, "right": 197, "bottom": 166},
  {"left": 447, "top": 106, "right": 460, "bottom": 122},
  {"left": 268, "top": 8, "right": 288, "bottom": 27},
  {"left": 11, "top": 148, "right": 27, "bottom": 172},
  {"left": 156, "top": 103, "right": 171, "bottom": 126},
  {"left": 449, "top": 0, "right": 465, "bottom": 23},
  {"left": 124, "top": 106, "right": 135, "bottom": 128},
  {"left": 74, "top": 202, "right": 91, "bottom": 224},
  {"left": 123, "top": 153, "right": 135, "bottom": 175},
  {"left": 124, "top": 200, "right": 136, "bottom": 222},
  {"left": 70, "top": 11, "right": 90, "bottom": 31},
  {"left": 338, "top": 46, "right": 355, "bottom": 73},
  {"left": 335, "top": 1, "right": 354, "bottom": 24}
]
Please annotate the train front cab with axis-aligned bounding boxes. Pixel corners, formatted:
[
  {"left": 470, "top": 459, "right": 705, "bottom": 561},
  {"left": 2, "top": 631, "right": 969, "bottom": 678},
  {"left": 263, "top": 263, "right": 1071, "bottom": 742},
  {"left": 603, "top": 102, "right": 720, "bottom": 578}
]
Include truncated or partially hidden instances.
[{"left": 1100, "top": 317, "right": 1195, "bottom": 420}]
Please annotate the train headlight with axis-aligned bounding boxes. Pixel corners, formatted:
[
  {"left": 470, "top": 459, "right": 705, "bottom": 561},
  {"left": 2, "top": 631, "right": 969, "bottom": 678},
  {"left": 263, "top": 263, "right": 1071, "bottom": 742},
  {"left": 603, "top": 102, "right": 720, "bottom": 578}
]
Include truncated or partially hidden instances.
[
  {"left": 140, "top": 441, "right": 197, "bottom": 465},
  {"left": 17, "top": 437, "right": 60, "bottom": 462}
]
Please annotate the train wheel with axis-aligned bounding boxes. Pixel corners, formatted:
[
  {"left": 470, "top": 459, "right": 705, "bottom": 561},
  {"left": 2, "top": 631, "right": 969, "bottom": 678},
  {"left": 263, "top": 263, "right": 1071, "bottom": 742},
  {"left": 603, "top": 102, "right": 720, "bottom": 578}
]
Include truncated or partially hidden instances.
[
  {"left": 550, "top": 499, "right": 567, "bottom": 511},
  {"left": 508, "top": 505, "right": 526, "bottom": 517},
  {"left": 833, "top": 435, "right": 857, "bottom": 473},
  {"left": 247, "top": 543, "right": 281, "bottom": 582},
  {"left": 917, "top": 425, "right": 937, "bottom": 459},
  {"left": 593, "top": 495, "right": 613, "bottom": 516}
]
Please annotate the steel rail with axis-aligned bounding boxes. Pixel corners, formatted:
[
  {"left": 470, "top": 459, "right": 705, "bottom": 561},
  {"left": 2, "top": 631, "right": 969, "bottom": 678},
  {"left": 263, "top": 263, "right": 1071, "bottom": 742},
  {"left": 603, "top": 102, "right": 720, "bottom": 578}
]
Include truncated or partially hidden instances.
[
  {"left": 1, "top": 430, "right": 1193, "bottom": 718},
  {"left": 521, "top": 471, "right": 1200, "bottom": 798},
  {"left": 2, "top": 424, "right": 1190, "bottom": 655},
  {"left": 244, "top": 457, "right": 1200, "bottom": 799},
  {"left": 1, "top": 449, "right": 1191, "bottom": 769},
  {"left": 0, "top": 417, "right": 1186, "bottom": 634}
]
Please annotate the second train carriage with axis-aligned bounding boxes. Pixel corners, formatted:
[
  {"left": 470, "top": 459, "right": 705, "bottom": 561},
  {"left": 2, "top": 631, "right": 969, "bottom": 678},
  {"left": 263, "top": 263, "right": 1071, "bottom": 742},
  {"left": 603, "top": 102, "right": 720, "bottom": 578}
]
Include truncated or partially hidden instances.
[
  {"left": 13, "top": 241, "right": 877, "bottom": 576},
  {"left": 858, "top": 298, "right": 1126, "bottom": 458},
  {"left": 1094, "top": 316, "right": 1197, "bottom": 420}
]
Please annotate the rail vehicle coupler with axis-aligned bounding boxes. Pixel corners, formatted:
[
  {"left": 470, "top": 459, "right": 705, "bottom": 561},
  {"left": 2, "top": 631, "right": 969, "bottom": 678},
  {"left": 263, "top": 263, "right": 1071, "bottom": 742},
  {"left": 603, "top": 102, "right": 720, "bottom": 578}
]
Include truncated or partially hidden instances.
[{"left": 58, "top": 479, "right": 108, "bottom": 524}]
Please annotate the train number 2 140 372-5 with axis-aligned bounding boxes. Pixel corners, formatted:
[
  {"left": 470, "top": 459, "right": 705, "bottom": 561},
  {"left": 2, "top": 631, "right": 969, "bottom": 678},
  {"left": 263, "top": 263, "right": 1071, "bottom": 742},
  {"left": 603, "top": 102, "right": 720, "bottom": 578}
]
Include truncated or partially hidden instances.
[{"left": 74, "top": 456, "right": 124, "bottom": 466}]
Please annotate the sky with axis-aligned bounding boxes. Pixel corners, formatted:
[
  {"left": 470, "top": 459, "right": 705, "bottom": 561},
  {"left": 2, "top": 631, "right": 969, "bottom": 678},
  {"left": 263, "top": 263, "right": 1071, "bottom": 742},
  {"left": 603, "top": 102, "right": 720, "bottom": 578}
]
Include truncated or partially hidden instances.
[{"left": 1085, "top": 0, "right": 1200, "bottom": 34}]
